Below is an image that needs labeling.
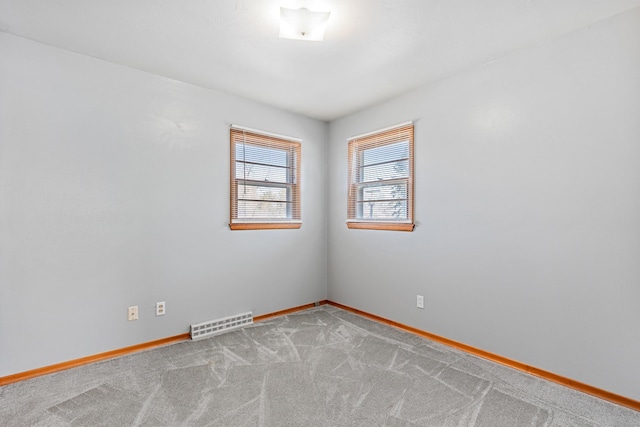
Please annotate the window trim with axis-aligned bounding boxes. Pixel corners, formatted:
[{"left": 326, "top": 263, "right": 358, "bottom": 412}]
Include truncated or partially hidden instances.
[
  {"left": 229, "top": 126, "right": 301, "bottom": 231},
  {"left": 347, "top": 122, "right": 415, "bottom": 232}
]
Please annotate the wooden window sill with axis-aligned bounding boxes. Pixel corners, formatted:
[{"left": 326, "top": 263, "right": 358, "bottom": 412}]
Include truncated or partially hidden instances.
[
  {"left": 346, "top": 222, "right": 414, "bottom": 232},
  {"left": 229, "top": 222, "right": 302, "bottom": 230}
]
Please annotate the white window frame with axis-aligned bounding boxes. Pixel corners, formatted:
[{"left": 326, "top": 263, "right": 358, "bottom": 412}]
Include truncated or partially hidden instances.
[
  {"left": 347, "top": 122, "right": 414, "bottom": 231},
  {"left": 230, "top": 125, "right": 301, "bottom": 230}
]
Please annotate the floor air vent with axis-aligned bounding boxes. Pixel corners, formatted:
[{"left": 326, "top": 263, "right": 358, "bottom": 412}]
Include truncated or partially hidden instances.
[{"left": 190, "top": 312, "right": 253, "bottom": 340}]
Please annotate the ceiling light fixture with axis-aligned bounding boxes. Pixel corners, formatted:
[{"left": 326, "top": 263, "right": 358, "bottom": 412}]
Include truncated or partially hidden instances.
[{"left": 279, "top": 7, "right": 331, "bottom": 41}]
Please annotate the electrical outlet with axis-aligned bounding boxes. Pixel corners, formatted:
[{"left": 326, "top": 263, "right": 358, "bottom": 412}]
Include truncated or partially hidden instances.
[
  {"left": 417, "top": 295, "right": 424, "bottom": 309},
  {"left": 156, "top": 301, "right": 166, "bottom": 316},
  {"left": 128, "top": 306, "right": 139, "bottom": 321}
]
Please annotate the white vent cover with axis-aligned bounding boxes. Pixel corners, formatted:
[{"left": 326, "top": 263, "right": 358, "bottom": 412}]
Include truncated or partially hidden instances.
[{"left": 190, "top": 312, "right": 253, "bottom": 340}]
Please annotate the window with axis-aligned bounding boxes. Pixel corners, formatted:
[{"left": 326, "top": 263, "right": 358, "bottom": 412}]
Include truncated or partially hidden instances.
[
  {"left": 347, "top": 122, "right": 414, "bottom": 231},
  {"left": 230, "top": 126, "right": 301, "bottom": 230}
]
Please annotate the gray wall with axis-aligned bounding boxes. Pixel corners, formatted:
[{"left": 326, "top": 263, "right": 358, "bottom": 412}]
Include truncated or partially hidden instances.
[
  {"left": 0, "top": 33, "right": 327, "bottom": 377},
  {"left": 327, "top": 9, "right": 640, "bottom": 400}
]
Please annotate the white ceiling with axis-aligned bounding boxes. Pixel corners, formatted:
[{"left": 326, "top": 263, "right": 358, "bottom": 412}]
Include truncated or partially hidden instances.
[{"left": 2, "top": 0, "right": 640, "bottom": 121}]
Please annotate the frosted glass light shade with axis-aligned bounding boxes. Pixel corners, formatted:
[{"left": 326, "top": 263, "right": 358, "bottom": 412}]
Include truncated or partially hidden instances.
[{"left": 279, "top": 7, "right": 331, "bottom": 41}]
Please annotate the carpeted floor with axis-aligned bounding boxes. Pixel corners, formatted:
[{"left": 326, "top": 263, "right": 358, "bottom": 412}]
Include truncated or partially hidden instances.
[{"left": 1, "top": 305, "right": 638, "bottom": 426}]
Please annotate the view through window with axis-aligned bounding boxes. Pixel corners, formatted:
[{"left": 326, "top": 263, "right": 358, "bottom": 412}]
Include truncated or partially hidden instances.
[
  {"left": 347, "top": 122, "right": 414, "bottom": 231},
  {"left": 230, "top": 127, "right": 301, "bottom": 230}
]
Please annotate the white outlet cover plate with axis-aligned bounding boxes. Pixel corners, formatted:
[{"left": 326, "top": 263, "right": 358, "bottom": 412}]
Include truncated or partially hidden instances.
[
  {"left": 417, "top": 295, "right": 424, "bottom": 309},
  {"left": 156, "top": 302, "right": 165, "bottom": 316}
]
